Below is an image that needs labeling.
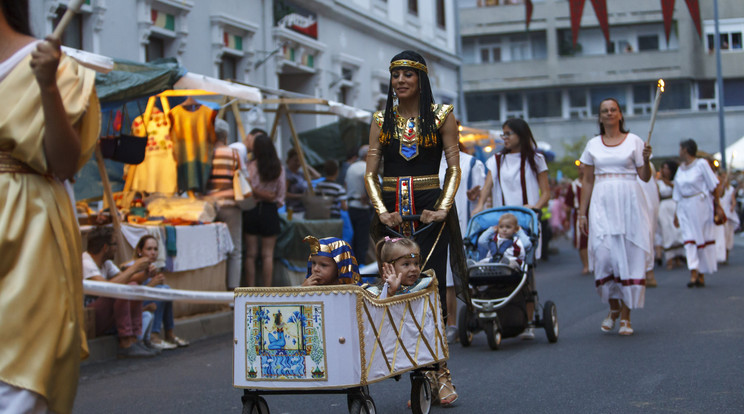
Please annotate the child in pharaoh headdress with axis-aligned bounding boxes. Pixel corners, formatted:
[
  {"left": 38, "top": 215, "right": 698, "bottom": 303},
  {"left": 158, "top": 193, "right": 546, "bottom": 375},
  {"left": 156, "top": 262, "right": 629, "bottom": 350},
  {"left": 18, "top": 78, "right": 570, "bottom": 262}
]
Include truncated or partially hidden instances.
[
  {"left": 301, "top": 236, "right": 361, "bottom": 286},
  {"left": 366, "top": 237, "right": 434, "bottom": 297}
]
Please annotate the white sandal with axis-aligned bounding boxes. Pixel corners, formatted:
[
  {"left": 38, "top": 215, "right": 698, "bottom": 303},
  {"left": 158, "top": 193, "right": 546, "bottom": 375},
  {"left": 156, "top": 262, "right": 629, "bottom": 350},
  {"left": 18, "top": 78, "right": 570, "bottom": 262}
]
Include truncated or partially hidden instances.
[
  {"left": 618, "top": 319, "right": 634, "bottom": 336},
  {"left": 600, "top": 310, "right": 620, "bottom": 332}
]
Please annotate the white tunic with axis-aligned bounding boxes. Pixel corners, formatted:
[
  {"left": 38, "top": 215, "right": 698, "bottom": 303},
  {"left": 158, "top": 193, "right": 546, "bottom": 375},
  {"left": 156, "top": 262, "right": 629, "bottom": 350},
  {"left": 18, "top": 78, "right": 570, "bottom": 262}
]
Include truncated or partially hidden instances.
[
  {"left": 656, "top": 180, "right": 684, "bottom": 260},
  {"left": 638, "top": 171, "right": 660, "bottom": 271},
  {"left": 484, "top": 152, "right": 548, "bottom": 207},
  {"left": 580, "top": 133, "right": 648, "bottom": 308},
  {"left": 673, "top": 158, "right": 719, "bottom": 274}
]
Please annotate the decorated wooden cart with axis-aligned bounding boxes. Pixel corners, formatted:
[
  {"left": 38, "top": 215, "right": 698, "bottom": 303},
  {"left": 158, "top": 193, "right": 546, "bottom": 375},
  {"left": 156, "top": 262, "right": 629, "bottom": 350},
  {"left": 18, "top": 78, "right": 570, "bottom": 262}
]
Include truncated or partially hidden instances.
[{"left": 233, "top": 279, "right": 448, "bottom": 414}]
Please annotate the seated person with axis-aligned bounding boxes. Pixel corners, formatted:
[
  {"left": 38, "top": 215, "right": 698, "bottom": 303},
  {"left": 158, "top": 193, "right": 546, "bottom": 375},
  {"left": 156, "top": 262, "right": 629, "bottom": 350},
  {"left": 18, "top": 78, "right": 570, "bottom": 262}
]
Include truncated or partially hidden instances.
[
  {"left": 366, "top": 237, "right": 433, "bottom": 297},
  {"left": 315, "top": 160, "right": 349, "bottom": 219},
  {"left": 83, "top": 227, "right": 157, "bottom": 358},
  {"left": 285, "top": 148, "right": 321, "bottom": 215},
  {"left": 476, "top": 214, "right": 532, "bottom": 261},
  {"left": 123, "top": 235, "right": 189, "bottom": 350},
  {"left": 301, "top": 236, "right": 361, "bottom": 286},
  {"left": 480, "top": 213, "right": 526, "bottom": 270}
]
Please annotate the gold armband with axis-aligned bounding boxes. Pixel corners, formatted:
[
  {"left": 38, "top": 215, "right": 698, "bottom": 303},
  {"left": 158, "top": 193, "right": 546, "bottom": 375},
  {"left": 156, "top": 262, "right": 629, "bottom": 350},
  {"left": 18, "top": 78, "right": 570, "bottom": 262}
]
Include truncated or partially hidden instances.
[
  {"left": 364, "top": 172, "right": 388, "bottom": 215},
  {"left": 434, "top": 166, "right": 461, "bottom": 211}
]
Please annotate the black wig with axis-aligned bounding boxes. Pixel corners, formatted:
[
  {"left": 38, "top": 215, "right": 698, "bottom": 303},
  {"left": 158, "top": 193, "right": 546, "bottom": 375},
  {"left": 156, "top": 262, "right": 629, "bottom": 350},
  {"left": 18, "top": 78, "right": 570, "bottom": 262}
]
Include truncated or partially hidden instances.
[
  {"left": 1, "top": 0, "right": 32, "bottom": 37},
  {"left": 380, "top": 50, "right": 438, "bottom": 148},
  {"left": 597, "top": 98, "right": 629, "bottom": 136}
]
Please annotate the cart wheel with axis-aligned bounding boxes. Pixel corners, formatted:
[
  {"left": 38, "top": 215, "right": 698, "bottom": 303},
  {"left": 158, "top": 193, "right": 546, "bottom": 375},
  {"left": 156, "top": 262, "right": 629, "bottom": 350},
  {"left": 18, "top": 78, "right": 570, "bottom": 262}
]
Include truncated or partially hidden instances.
[
  {"left": 458, "top": 309, "right": 473, "bottom": 347},
  {"left": 347, "top": 386, "right": 370, "bottom": 412},
  {"left": 543, "top": 301, "right": 559, "bottom": 343},
  {"left": 242, "top": 396, "right": 269, "bottom": 414},
  {"left": 410, "top": 375, "right": 432, "bottom": 414},
  {"left": 348, "top": 395, "right": 376, "bottom": 414},
  {"left": 484, "top": 319, "right": 502, "bottom": 350}
]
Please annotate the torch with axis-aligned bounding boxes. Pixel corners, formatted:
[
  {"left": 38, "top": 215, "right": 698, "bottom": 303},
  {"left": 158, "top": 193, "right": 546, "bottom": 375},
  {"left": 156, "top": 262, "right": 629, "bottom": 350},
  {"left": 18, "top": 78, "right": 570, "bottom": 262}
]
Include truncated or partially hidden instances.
[
  {"left": 51, "top": 0, "right": 86, "bottom": 40},
  {"left": 646, "top": 79, "right": 665, "bottom": 144}
]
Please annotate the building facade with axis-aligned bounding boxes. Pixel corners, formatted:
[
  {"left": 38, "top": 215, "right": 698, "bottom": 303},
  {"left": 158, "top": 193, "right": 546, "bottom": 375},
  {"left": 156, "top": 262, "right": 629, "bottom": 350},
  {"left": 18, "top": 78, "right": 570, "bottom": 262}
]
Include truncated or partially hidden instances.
[
  {"left": 29, "top": 0, "right": 461, "bottom": 153},
  {"left": 459, "top": 0, "right": 744, "bottom": 159}
]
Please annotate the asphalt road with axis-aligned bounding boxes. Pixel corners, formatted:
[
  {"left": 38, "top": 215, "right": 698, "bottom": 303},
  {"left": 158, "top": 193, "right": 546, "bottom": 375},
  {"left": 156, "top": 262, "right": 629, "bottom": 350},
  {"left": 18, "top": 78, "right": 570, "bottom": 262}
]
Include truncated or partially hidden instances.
[{"left": 74, "top": 237, "right": 744, "bottom": 414}]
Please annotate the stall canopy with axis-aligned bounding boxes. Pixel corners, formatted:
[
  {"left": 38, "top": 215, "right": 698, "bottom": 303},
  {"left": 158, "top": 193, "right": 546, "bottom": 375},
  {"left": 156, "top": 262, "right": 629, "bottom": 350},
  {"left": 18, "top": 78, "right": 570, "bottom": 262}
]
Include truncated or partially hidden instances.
[
  {"left": 297, "top": 118, "right": 370, "bottom": 166},
  {"left": 95, "top": 57, "right": 185, "bottom": 103}
]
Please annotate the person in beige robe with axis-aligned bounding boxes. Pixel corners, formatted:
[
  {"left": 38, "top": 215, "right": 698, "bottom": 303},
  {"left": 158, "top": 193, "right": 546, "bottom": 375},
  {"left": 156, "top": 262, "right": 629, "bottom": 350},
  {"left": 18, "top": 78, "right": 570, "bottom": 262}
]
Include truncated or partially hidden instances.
[{"left": 0, "top": 1, "right": 100, "bottom": 412}]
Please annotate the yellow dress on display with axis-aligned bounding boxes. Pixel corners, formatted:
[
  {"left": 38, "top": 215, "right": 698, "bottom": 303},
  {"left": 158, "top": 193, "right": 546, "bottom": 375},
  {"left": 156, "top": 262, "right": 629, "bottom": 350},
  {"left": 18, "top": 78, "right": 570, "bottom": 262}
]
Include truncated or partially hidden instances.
[{"left": 0, "top": 51, "right": 100, "bottom": 414}]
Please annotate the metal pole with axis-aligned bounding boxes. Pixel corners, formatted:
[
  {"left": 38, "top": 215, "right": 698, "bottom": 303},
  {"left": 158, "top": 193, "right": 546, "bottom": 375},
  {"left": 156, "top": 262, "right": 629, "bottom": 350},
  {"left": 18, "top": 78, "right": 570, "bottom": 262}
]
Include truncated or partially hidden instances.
[{"left": 714, "top": 0, "right": 727, "bottom": 170}]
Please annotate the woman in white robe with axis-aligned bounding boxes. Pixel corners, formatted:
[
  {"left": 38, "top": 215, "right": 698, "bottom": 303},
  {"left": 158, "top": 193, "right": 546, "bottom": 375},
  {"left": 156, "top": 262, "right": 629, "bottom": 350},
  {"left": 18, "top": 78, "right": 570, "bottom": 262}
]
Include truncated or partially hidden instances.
[
  {"left": 578, "top": 98, "right": 652, "bottom": 336},
  {"left": 673, "top": 139, "right": 719, "bottom": 287},
  {"left": 657, "top": 160, "right": 685, "bottom": 268}
]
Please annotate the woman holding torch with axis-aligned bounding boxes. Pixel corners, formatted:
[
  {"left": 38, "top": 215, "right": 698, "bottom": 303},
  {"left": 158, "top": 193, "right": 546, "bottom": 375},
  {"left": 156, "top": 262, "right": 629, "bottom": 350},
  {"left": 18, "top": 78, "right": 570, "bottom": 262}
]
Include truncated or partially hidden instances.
[
  {"left": 0, "top": 1, "right": 100, "bottom": 412},
  {"left": 578, "top": 98, "right": 652, "bottom": 336}
]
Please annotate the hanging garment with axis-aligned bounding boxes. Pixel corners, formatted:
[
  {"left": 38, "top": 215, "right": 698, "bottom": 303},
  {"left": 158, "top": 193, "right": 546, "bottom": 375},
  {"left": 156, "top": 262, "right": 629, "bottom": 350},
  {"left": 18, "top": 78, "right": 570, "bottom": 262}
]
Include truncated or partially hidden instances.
[
  {"left": 128, "top": 107, "right": 178, "bottom": 194},
  {"left": 168, "top": 104, "right": 217, "bottom": 193}
]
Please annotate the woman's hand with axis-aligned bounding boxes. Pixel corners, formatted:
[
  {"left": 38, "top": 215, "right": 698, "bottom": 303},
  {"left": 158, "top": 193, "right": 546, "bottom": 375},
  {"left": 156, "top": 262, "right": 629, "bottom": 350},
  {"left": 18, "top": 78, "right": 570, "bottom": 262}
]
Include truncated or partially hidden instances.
[
  {"left": 578, "top": 215, "right": 588, "bottom": 236},
  {"left": 382, "top": 262, "right": 402, "bottom": 293},
  {"left": 147, "top": 273, "right": 165, "bottom": 287},
  {"left": 30, "top": 36, "right": 61, "bottom": 88},
  {"left": 643, "top": 143, "right": 653, "bottom": 163},
  {"left": 673, "top": 214, "right": 679, "bottom": 228},
  {"left": 466, "top": 186, "right": 481, "bottom": 201},
  {"left": 420, "top": 209, "right": 447, "bottom": 224},
  {"left": 379, "top": 211, "right": 402, "bottom": 227}
]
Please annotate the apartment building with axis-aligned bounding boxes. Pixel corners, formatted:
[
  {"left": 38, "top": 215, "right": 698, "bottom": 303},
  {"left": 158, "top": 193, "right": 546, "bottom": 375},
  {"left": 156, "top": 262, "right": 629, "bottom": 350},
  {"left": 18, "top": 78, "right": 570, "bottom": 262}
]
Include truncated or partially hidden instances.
[
  {"left": 30, "top": 0, "right": 460, "bottom": 148},
  {"left": 459, "top": 0, "right": 744, "bottom": 158}
]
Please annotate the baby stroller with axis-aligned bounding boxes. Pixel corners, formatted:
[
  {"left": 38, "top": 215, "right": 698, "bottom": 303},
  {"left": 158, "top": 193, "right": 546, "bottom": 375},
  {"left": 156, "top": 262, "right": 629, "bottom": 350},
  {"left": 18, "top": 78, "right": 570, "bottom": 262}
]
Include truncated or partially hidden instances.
[{"left": 458, "top": 206, "right": 558, "bottom": 350}]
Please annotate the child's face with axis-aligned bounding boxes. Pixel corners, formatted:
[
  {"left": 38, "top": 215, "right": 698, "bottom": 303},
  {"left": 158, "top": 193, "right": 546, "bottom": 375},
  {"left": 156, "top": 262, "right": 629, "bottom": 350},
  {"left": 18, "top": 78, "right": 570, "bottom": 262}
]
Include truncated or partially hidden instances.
[
  {"left": 309, "top": 255, "right": 338, "bottom": 285},
  {"left": 497, "top": 218, "right": 518, "bottom": 239},
  {"left": 391, "top": 248, "right": 421, "bottom": 286}
]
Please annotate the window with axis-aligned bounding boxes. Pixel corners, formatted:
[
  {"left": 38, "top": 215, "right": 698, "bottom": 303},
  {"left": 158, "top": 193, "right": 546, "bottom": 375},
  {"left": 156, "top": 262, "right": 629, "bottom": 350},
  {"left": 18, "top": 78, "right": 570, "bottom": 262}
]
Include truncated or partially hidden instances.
[
  {"left": 632, "top": 84, "right": 652, "bottom": 115},
  {"left": 658, "top": 80, "right": 691, "bottom": 111},
  {"left": 408, "top": 0, "right": 418, "bottom": 15},
  {"left": 723, "top": 79, "right": 744, "bottom": 107},
  {"left": 220, "top": 55, "right": 238, "bottom": 80},
  {"left": 590, "top": 86, "right": 625, "bottom": 115},
  {"left": 527, "top": 90, "right": 561, "bottom": 119},
  {"left": 637, "top": 35, "right": 659, "bottom": 51},
  {"left": 505, "top": 92, "right": 524, "bottom": 118},
  {"left": 52, "top": 5, "right": 84, "bottom": 49},
  {"left": 465, "top": 92, "right": 500, "bottom": 122},
  {"left": 437, "top": 0, "right": 446, "bottom": 29},
  {"left": 479, "top": 45, "right": 502, "bottom": 63},
  {"left": 708, "top": 32, "right": 743, "bottom": 52},
  {"left": 146, "top": 36, "right": 166, "bottom": 61},
  {"left": 696, "top": 80, "right": 717, "bottom": 110},
  {"left": 568, "top": 89, "right": 589, "bottom": 118}
]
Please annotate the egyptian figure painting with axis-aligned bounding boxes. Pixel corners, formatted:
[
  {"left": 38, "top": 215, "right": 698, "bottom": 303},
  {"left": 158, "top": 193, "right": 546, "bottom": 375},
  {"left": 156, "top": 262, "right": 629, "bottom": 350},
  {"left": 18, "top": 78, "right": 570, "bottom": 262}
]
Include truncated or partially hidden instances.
[{"left": 245, "top": 303, "right": 327, "bottom": 381}]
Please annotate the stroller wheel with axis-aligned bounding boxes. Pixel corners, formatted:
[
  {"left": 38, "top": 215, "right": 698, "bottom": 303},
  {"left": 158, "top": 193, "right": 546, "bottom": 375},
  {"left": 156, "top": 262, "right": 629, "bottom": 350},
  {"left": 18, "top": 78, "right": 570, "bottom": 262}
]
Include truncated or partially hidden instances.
[
  {"left": 410, "top": 373, "right": 432, "bottom": 414},
  {"left": 543, "top": 301, "right": 559, "bottom": 343},
  {"left": 458, "top": 309, "right": 473, "bottom": 347},
  {"left": 484, "top": 319, "right": 502, "bottom": 350}
]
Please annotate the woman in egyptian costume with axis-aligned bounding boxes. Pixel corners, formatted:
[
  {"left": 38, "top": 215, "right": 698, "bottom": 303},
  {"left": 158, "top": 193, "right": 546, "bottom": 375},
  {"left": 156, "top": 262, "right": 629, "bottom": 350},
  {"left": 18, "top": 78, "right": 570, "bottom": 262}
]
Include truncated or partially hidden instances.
[
  {"left": 0, "top": 1, "right": 101, "bottom": 413},
  {"left": 365, "top": 50, "right": 467, "bottom": 406}
]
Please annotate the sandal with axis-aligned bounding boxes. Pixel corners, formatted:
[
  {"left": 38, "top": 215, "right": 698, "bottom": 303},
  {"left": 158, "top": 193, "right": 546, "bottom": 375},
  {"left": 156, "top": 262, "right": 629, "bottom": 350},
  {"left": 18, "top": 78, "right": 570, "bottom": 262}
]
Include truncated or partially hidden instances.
[
  {"left": 618, "top": 319, "right": 633, "bottom": 336},
  {"left": 165, "top": 336, "right": 189, "bottom": 347},
  {"left": 435, "top": 364, "right": 458, "bottom": 406},
  {"left": 600, "top": 310, "right": 620, "bottom": 332}
]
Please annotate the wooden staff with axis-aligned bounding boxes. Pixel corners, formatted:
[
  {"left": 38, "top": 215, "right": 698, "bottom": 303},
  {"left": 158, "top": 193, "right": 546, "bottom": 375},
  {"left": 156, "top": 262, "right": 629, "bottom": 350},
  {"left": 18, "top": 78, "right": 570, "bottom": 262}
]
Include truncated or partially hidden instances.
[
  {"left": 646, "top": 79, "right": 665, "bottom": 144},
  {"left": 51, "top": 0, "right": 86, "bottom": 40}
]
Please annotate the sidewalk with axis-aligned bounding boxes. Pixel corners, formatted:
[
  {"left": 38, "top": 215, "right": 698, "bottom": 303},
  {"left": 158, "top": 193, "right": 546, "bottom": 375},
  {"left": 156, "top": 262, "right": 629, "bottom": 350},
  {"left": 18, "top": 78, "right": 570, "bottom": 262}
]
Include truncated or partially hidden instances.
[{"left": 83, "top": 309, "right": 233, "bottom": 365}]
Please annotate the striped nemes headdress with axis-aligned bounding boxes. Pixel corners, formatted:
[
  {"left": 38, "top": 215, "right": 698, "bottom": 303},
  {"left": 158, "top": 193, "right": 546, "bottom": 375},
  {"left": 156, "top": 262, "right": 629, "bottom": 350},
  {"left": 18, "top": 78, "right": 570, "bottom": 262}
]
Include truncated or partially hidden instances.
[{"left": 304, "top": 236, "right": 361, "bottom": 284}]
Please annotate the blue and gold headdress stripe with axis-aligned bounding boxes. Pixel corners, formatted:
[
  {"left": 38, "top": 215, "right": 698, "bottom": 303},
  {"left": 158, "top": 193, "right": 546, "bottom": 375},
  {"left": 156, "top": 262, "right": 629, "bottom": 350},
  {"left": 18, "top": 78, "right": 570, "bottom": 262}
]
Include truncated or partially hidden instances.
[
  {"left": 389, "top": 59, "right": 428, "bottom": 74},
  {"left": 304, "top": 236, "right": 361, "bottom": 284}
]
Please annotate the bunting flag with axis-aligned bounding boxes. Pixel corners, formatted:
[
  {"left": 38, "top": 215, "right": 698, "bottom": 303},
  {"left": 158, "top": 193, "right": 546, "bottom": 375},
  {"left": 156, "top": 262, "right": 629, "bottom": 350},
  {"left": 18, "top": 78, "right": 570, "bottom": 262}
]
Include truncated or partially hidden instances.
[
  {"left": 569, "top": 0, "right": 586, "bottom": 46},
  {"left": 684, "top": 0, "right": 702, "bottom": 38},
  {"left": 525, "top": 0, "right": 534, "bottom": 30},
  {"left": 661, "top": 0, "right": 676, "bottom": 43},
  {"left": 589, "top": 0, "right": 610, "bottom": 45}
]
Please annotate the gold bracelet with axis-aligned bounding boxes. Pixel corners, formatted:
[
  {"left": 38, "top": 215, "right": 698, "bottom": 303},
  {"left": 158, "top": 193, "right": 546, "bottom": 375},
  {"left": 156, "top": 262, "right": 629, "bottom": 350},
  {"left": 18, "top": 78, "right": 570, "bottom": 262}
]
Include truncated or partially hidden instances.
[
  {"left": 434, "top": 166, "right": 461, "bottom": 211},
  {"left": 364, "top": 172, "right": 388, "bottom": 215}
]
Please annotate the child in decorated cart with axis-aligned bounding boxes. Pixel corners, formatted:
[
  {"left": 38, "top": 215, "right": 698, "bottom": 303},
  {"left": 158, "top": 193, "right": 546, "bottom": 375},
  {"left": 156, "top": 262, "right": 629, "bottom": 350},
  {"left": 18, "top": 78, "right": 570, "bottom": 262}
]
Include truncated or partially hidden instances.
[
  {"left": 301, "top": 236, "right": 361, "bottom": 286},
  {"left": 365, "top": 237, "right": 433, "bottom": 297}
]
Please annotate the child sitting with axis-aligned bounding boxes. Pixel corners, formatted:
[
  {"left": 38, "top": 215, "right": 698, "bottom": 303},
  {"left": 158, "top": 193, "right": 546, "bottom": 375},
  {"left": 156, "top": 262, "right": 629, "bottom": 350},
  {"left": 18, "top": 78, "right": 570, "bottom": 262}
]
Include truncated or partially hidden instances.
[
  {"left": 481, "top": 213, "right": 525, "bottom": 270},
  {"left": 301, "top": 236, "right": 361, "bottom": 286},
  {"left": 366, "top": 237, "right": 433, "bottom": 298}
]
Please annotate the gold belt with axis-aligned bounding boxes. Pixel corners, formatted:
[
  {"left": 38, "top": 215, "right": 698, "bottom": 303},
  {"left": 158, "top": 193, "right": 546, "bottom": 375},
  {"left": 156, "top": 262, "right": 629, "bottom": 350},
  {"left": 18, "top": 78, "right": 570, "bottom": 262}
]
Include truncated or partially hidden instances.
[
  {"left": 382, "top": 174, "right": 440, "bottom": 192},
  {"left": 0, "top": 152, "right": 42, "bottom": 175}
]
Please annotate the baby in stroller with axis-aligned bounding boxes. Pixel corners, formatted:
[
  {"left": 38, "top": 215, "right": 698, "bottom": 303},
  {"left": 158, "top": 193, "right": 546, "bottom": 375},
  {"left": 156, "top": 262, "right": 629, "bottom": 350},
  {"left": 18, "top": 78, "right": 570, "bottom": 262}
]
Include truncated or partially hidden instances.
[{"left": 479, "top": 213, "right": 527, "bottom": 270}]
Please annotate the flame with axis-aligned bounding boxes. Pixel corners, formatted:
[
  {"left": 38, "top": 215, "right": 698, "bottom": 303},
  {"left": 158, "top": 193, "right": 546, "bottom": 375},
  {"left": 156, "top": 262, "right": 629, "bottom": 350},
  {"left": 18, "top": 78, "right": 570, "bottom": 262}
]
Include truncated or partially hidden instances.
[
  {"left": 574, "top": 160, "right": 581, "bottom": 167},
  {"left": 713, "top": 160, "right": 720, "bottom": 168},
  {"left": 458, "top": 125, "right": 464, "bottom": 132},
  {"left": 484, "top": 146, "right": 493, "bottom": 153},
  {"left": 658, "top": 79, "right": 665, "bottom": 92}
]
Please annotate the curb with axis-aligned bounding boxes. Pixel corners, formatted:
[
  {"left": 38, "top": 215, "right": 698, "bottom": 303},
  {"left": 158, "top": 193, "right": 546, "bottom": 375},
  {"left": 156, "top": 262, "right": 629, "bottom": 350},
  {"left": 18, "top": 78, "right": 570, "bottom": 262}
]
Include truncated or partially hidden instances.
[{"left": 82, "top": 310, "right": 234, "bottom": 365}]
